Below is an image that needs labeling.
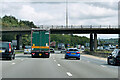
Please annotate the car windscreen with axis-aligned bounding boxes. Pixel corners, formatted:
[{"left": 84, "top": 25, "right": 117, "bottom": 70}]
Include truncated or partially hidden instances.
[
  {"left": 68, "top": 49, "right": 78, "bottom": 51},
  {"left": 25, "top": 46, "right": 31, "bottom": 49}
]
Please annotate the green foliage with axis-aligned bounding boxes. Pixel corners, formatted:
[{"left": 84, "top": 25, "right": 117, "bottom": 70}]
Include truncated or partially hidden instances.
[
  {"left": 1, "top": 15, "right": 36, "bottom": 28},
  {"left": 50, "top": 34, "right": 89, "bottom": 46},
  {"left": 2, "top": 15, "right": 19, "bottom": 27},
  {"left": 22, "top": 34, "right": 31, "bottom": 46}
]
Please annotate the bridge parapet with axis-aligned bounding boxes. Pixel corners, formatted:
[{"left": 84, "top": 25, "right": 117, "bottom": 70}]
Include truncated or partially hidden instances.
[
  {"left": 38, "top": 25, "right": 119, "bottom": 29},
  {"left": 2, "top": 27, "right": 31, "bottom": 31}
]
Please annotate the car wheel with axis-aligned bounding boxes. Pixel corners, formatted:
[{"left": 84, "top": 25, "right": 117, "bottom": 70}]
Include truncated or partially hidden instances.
[
  {"left": 13, "top": 54, "right": 15, "bottom": 60},
  {"left": 107, "top": 58, "right": 111, "bottom": 65},
  {"left": 9, "top": 57, "right": 13, "bottom": 60},
  {"left": 65, "top": 56, "right": 68, "bottom": 59},
  {"left": 113, "top": 59, "right": 117, "bottom": 66}
]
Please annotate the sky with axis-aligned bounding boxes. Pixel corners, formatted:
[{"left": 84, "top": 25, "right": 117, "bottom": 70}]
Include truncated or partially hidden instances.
[{"left": 0, "top": 0, "right": 119, "bottom": 39}]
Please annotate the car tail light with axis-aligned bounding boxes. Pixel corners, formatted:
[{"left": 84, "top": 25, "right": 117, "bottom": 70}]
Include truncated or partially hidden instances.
[
  {"left": 45, "top": 53, "right": 48, "bottom": 55},
  {"left": 9, "top": 43, "right": 11, "bottom": 53},
  {"left": 77, "top": 52, "right": 80, "bottom": 54},
  {"left": 67, "top": 52, "right": 70, "bottom": 53},
  {"left": 32, "top": 53, "right": 35, "bottom": 55}
]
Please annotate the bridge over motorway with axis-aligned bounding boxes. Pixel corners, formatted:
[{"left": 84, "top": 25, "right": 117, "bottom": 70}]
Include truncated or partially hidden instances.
[{"left": 1, "top": 25, "right": 120, "bottom": 51}]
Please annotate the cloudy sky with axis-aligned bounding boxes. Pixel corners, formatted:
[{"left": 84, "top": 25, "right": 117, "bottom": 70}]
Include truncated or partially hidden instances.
[{"left": 0, "top": 0, "right": 119, "bottom": 39}]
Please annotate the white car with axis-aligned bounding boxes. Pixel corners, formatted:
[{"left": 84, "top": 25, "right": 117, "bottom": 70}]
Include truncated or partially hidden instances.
[
  {"left": 24, "top": 46, "right": 31, "bottom": 54},
  {"left": 60, "top": 48, "right": 66, "bottom": 53}
]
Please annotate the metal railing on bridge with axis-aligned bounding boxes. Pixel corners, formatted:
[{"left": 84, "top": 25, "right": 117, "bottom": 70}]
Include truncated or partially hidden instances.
[{"left": 38, "top": 25, "right": 119, "bottom": 29}]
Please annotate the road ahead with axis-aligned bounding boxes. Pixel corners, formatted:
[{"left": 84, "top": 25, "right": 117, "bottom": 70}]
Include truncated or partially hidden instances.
[{"left": 0, "top": 51, "right": 119, "bottom": 78}]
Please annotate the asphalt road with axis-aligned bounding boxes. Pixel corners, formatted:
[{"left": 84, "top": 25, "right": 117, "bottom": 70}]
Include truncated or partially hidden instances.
[{"left": 0, "top": 51, "right": 119, "bottom": 78}]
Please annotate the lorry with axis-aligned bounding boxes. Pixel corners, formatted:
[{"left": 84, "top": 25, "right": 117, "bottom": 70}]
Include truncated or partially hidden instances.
[{"left": 31, "top": 28, "right": 50, "bottom": 58}]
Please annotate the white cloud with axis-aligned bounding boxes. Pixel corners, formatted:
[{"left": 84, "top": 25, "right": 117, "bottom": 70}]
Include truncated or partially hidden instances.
[
  {"left": 19, "top": 5, "right": 54, "bottom": 23},
  {"left": 68, "top": 3, "right": 117, "bottom": 25}
]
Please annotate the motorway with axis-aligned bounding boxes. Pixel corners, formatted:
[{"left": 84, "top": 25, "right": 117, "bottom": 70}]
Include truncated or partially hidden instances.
[{"left": 0, "top": 51, "right": 119, "bottom": 78}]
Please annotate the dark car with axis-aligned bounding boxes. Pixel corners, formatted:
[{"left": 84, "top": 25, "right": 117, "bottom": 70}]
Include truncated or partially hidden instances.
[
  {"left": 107, "top": 49, "right": 120, "bottom": 65},
  {"left": 65, "top": 48, "right": 80, "bottom": 60},
  {"left": 0, "top": 42, "right": 15, "bottom": 60},
  {"left": 50, "top": 48, "right": 55, "bottom": 53}
]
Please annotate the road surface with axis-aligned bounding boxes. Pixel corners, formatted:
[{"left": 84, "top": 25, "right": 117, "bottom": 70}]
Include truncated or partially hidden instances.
[{"left": 0, "top": 51, "right": 119, "bottom": 79}]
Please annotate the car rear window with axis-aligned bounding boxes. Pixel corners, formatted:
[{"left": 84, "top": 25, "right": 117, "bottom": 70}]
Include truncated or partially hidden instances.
[
  {"left": 68, "top": 49, "right": 78, "bottom": 51},
  {"left": 25, "top": 46, "right": 31, "bottom": 49},
  {"left": 0, "top": 42, "right": 9, "bottom": 49}
]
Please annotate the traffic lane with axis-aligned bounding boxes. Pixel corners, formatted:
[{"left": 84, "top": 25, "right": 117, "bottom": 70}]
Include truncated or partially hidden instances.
[
  {"left": 52, "top": 54, "right": 118, "bottom": 78},
  {"left": 81, "top": 55, "right": 119, "bottom": 69},
  {"left": 1, "top": 53, "right": 31, "bottom": 76},
  {"left": 2, "top": 53, "right": 69, "bottom": 78},
  {"left": 1, "top": 53, "right": 30, "bottom": 70}
]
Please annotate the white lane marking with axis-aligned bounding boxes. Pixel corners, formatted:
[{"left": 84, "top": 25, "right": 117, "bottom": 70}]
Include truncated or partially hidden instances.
[
  {"left": 1, "top": 61, "right": 11, "bottom": 63},
  {"left": 101, "top": 65, "right": 107, "bottom": 67},
  {"left": 12, "top": 63, "right": 15, "bottom": 65},
  {"left": 16, "top": 58, "right": 21, "bottom": 59},
  {"left": 57, "top": 64, "right": 61, "bottom": 67},
  {"left": 54, "top": 60, "right": 56, "bottom": 62},
  {"left": 66, "top": 72, "right": 72, "bottom": 77}
]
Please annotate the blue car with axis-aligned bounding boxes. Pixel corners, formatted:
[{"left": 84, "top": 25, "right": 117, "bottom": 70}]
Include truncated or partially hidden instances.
[{"left": 65, "top": 48, "right": 80, "bottom": 60}]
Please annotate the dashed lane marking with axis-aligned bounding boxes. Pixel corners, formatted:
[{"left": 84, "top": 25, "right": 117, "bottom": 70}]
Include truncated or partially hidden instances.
[
  {"left": 57, "top": 64, "right": 61, "bottom": 67},
  {"left": 12, "top": 63, "right": 15, "bottom": 65},
  {"left": 66, "top": 72, "right": 72, "bottom": 77},
  {"left": 101, "top": 65, "right": 107, "bottom": 67}
]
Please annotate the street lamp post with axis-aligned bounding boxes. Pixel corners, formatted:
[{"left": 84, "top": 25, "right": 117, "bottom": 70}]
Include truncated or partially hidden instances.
[{"left": 66, "top": 0, "right": 68, "bottom": 28}]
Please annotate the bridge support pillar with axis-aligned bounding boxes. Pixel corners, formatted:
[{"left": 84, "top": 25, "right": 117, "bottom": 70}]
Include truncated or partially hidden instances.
[
  {"left": 16, "top": 34, "right": 22, "bottom": 50},
  {"left": 94, "top": 33, "right": 97, "bottom": 50},
  {"left": 90, "top": 33, "right": 94, "bottom": 51}
]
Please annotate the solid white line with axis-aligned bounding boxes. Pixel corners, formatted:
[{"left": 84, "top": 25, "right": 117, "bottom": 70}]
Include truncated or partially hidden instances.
[
  {"left": 101, "top": 65, "right": 106, "bottom": 67},
  {"left": 66, "top": 72, "right": 72, "bottom": 77},
  {"left": 12, "top": 63, "right": 15, "bottom": 65},
  {"left": 57, "top": 64, "right": 61, "bottom": 67}
]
